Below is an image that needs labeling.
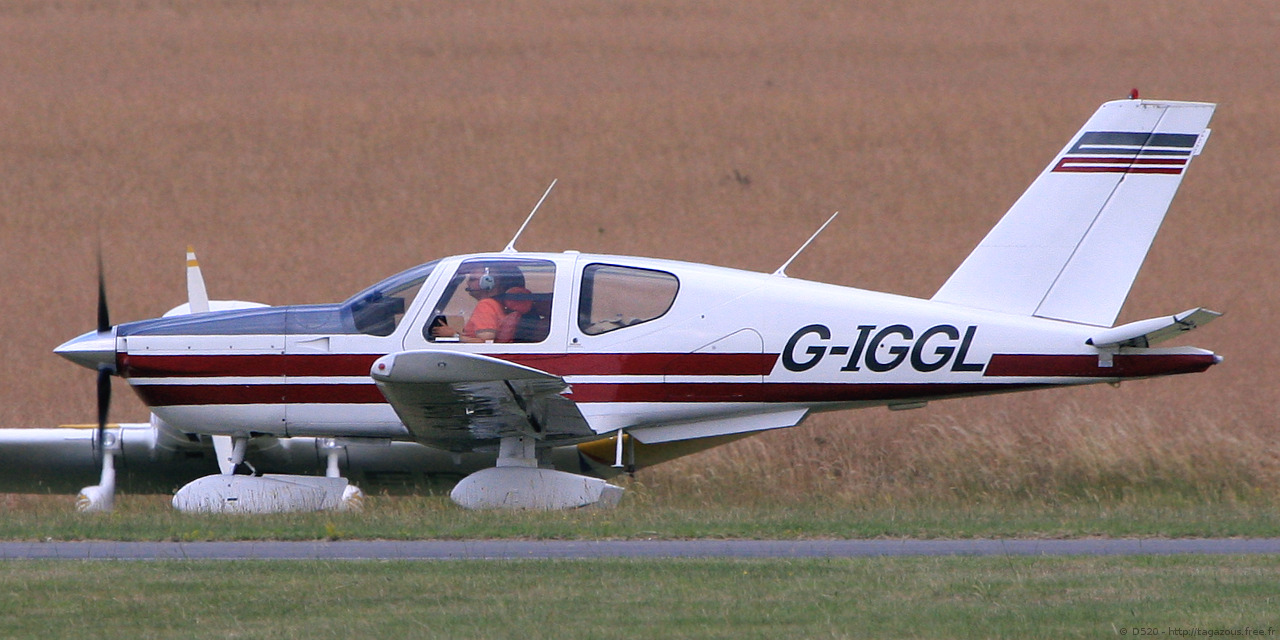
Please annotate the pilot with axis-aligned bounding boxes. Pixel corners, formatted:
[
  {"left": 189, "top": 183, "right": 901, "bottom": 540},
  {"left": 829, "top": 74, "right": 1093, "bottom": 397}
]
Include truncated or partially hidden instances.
[
  {"left": 432, "top": 266, "right": 510, "bottom": 343},
  {"left": 495, "top": 286, "right": 535, "bottom": 343}
]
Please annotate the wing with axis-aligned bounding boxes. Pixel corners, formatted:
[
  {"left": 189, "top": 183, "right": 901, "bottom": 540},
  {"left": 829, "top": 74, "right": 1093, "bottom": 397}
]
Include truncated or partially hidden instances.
[{"left": 370, "top": 350, "right": 595, "bottom": 451}]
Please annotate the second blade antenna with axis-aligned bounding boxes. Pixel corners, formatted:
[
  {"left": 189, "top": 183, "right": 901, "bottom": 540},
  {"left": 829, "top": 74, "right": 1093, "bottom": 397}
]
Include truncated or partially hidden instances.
[{"left": 774, "top": 211, "right": 839, "bottom": 277}]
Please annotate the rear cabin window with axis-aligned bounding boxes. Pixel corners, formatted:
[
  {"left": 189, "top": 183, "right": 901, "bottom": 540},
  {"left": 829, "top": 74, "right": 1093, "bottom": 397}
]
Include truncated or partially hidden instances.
[{"left": 578, "top": 264, "right": 679, "bottom": 335}]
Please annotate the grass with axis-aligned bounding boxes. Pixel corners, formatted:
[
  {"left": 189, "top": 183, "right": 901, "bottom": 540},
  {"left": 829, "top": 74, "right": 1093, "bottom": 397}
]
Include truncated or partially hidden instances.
[
  {"left": 5, "top": 399, "right": 1280, "bottom": 542},
  {"left": 5, "top": 488, "right": 1280, "bottom": 542},
  {"left": 3, "top": 556, "right": 1280, "bottom": 638},
  {"left": 644, "top": 402, "right": 1280, "bottom": 503}
]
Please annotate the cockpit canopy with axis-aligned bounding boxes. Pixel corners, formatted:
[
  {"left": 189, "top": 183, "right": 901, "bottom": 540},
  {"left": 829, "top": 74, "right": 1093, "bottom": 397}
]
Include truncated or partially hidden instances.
[
  {"left": 115, "top": 255, "right": 683, "bottom": 341},
  {"left": 119, "top": 260, "right": 439, "bottom": 338}
]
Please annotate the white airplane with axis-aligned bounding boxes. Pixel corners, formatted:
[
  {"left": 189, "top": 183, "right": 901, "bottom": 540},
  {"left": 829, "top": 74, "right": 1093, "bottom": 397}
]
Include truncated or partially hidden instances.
[{"left": 9, "top": 97, "right": 1222, "bottom": 513}]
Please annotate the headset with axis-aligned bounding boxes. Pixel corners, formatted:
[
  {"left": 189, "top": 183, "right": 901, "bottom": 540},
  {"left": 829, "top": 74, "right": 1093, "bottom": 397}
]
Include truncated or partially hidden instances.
[{"left": 467, "top": 267, "right": 496, "bottom": 292}]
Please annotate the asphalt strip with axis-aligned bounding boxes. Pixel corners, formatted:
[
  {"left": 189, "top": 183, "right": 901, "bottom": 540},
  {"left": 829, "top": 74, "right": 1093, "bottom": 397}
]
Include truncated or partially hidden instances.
[{"left": 4, "top": 539, "right": 1280, "bottom": 560}]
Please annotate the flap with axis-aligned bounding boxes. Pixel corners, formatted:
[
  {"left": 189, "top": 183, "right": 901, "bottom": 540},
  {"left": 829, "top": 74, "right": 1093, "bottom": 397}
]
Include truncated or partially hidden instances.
[
  {"left": 1086, "top": 307, "right": 1222, "bottom": 348},
  {"left": 629, "top": 408, "right": 810, "bottom": 444},
  {"left": 371, "top": 350, "right": 594, "bottom": 451}
]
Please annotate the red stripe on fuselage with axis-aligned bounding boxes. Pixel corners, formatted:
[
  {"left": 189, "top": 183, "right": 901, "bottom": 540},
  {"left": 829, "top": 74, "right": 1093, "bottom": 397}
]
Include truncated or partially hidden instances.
[
  {"left": 132, "top": 380, "right": 1043, "bottom": 407},
  {"left": 983, "top": 353, "right": 1218, "bottom": 378},
  {"left": 119, "top": 353, "right": 380, "bottom": 378},
  {"left": 132, "top": 383, "right": 388, "bottom": 407},
  {"left": 120, "top": 352, "right": 780, "bottom": 379}
]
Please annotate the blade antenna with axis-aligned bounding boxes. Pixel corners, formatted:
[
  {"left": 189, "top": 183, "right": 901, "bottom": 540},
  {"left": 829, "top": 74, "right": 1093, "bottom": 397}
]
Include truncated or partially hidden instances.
[
  {"left": 186, "top": 246, "right": 211, "bottom": 314},
  {"left": 773, "top": 211, "right": 839, "bottom": 277},
  {"left": 502, "top": 179, "right": 557, "bottom": 254}
]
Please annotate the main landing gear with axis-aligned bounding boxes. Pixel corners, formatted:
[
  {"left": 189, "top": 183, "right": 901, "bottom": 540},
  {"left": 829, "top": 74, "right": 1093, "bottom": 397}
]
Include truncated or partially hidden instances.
[
  {"left": 450, "top": 435, "right": 624, "bottom": 510},
  {"left": 171, "top": 436, "right": 364, "bottom": 514}
]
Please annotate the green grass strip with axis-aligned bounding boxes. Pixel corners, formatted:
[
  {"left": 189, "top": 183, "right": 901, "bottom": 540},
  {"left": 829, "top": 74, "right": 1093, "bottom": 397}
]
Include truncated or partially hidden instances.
[
  {"left": 2, "top": 557, "right": 1279, "bottom": 639},
  {"left": 3, "top": 493, "right": 1280, "bottom": 541}
]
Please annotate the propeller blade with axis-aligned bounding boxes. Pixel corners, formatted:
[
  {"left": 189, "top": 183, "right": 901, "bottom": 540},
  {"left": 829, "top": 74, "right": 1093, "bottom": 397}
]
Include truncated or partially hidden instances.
[
  {"left": 96, "top": 253, "right": 110, "bottom": 333},
  {"left": 96, "top": 366, "right": 112, "bottom": 467},
  {"left": 95, "top": 250, "right": 113, "bottom": 466}
]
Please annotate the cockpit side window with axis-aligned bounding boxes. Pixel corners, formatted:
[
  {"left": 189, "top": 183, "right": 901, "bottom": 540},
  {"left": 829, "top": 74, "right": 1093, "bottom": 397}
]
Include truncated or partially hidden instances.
[
  {"left": 344, "top": 261, "right": 438, "bottom": 337},
  {"left": 426, "top": 259, "right": 556, "bottom": 344},
  {"left": 578, "top": 264, "right": 679, "bottom": 335}
]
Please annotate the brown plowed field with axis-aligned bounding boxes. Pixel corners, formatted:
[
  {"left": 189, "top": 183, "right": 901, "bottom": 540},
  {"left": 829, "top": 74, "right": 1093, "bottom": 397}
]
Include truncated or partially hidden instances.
[{"left": 2, "top": 1, "right": 1276, "bottom": 497}]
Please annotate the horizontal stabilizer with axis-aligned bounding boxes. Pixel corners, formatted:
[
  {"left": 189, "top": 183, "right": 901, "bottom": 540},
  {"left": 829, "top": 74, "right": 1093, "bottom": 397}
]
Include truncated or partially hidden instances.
[
  {"left": 933, "top": 99, "right": 1215, "bottom": 327},
  {"left": 1086, "top": 307, "right": 1221, "bottom": 348}
]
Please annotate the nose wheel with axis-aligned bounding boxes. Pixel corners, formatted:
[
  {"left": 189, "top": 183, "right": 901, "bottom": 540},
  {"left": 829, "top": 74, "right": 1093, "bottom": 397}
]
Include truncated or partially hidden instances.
[{"left": 77, "top": 427, "right": 120, "bottom": 512}]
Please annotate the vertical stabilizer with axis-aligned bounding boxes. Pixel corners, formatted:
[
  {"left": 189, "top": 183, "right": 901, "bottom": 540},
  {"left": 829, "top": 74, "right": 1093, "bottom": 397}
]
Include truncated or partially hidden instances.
[{"left": 931, "top": 99, "right": 1214, "bottom": 327}]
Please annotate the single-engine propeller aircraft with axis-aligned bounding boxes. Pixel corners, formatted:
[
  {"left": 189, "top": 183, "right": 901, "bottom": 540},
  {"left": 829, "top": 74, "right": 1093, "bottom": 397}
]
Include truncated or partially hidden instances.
[{"left": 5, "top": 96, "right": 1222, "bottom": 512}]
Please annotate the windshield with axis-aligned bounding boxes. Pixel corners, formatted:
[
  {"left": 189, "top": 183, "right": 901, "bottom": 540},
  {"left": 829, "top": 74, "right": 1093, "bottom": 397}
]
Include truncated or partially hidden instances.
[{"left": 342, "top": 260, "right": 439, "bottom": 336}]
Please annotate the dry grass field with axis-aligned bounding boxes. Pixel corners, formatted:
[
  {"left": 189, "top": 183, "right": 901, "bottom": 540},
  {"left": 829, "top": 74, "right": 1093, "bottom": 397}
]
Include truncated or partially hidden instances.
[{"left": 1, "top": 0, "right": 1277, "bottom": 504}]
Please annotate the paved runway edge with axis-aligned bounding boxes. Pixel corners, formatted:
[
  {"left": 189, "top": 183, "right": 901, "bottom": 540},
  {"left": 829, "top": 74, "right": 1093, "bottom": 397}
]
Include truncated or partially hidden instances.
[{"left": 5, "top": 539, "right": 1280, "bottom": 560}]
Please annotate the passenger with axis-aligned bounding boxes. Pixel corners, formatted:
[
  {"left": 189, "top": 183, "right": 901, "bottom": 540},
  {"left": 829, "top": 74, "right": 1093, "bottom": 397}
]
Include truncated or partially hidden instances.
[{"left": 514, "top": 295, "right": 552, "bottom": 343}]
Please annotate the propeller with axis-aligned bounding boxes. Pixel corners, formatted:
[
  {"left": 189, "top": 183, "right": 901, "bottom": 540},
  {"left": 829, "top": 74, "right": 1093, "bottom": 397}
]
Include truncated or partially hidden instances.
[
  {"left": 95, "top": 252, "right": 111, "bottom": 461},
  {"left": 79, "top": 252, "right": 117, "bottom": 512}
]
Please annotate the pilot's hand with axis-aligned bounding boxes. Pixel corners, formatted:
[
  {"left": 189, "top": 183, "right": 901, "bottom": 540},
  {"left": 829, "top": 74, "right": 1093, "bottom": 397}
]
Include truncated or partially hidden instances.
[{"left": 432, "top": 324, "right": 458, "bottom": 338}]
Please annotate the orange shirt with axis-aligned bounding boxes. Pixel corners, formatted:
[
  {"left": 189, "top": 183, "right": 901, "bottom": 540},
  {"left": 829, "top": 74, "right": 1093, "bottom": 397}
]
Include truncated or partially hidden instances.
[{"left": 463, "top": 298, "right": 506, "bottom": 338}]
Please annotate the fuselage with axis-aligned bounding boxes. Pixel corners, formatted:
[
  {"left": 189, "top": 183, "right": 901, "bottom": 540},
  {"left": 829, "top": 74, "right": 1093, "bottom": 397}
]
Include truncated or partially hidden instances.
[{"left": 69, "top": 251, "right": 1217, "bottom": 450}]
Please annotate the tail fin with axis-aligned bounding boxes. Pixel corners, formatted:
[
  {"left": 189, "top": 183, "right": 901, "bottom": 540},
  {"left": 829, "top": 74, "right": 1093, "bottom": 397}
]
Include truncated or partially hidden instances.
[{"left": 931, "top": 99, "right": 1215, "bottom": 327}]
